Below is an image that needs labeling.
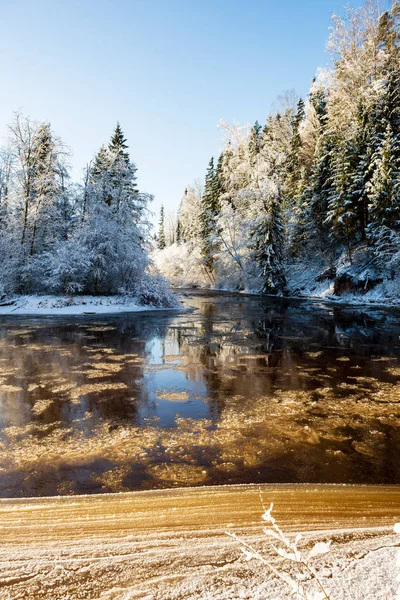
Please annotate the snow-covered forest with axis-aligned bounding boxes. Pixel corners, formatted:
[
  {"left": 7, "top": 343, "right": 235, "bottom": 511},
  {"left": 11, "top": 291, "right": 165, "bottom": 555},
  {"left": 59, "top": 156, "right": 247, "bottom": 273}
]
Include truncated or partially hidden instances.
[
  {"left": 0, "top": 120, "right": 176, "bottom": 307},
  {"left": 154, "top": 0, "right": 400, "bottom": 302}
]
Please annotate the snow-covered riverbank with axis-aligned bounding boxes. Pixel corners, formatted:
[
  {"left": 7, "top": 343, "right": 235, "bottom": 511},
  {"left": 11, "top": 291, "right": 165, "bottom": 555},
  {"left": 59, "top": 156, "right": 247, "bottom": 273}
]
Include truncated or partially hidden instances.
[
  {"left": 284, "top": 257, "right": 400, "bottom": 307},
  {"left": 0, "top": 294, "right": 181, "bottom": 316},
  {"left": 153, "top": 245, "right": 400, "bottom": 307},
  {"left": 0, "top": 484, "right": 398, "bottom": 600}
]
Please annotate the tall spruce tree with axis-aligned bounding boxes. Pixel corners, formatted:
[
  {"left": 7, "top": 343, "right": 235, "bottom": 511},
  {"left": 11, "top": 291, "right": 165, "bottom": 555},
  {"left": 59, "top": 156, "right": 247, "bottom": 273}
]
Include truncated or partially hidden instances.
[
  {"left": 109, "top": 122, "right": 130, "bottom": 164},
  {"left": 252, "top": 190, "right": 286, "bottom": 294},
  {"left": 326, "top": 140, "right": 358, "bottom": 262},
  {"left": 248, "top": 121, "right": 262, "bottom": 166},
  {"left": 200, "top": 157, "right": 220, "bottom": 273},
  {"left": 286, "top": 98, "right": 305, "bottom": 205},
  {"left": 367, "top": 123, "right": 400, "bottom": 228},
  {"left": 83, "top": 126, "right": 149, "bottom": 294},
  {"left": 295, "top": 89, "right": 334, "bottom": 255},
  {"left": 90, "top": 146, "right": 112, "bottom": 206},
  {"left": 29, "top": 123, "right": 62, "bottom": 257},
  {"left": 176, "top": 218, "right": 182, "bottom": 245},
  {"left": 158, "top": 205, "right": 166, "bottom": 249}
]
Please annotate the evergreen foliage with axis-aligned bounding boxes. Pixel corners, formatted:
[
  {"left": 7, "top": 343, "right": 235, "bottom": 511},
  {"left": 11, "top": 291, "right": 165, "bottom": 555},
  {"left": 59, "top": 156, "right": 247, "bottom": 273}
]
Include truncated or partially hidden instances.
[
  {"left": 252, "top": 190, "right": 286, "bottom": 293},
  {"left": 2, "top": 0, "right": 400, "bottom": 301},
  {"left": 158, "top": 205, "right": 166, "bottom": 249},
  {"left": 154, "top": 0, "right": 400, "bottom": 294},
  {"left": 200, "top": 157, "right": 220, "bottom": 273},
  {"left": 0, "top": 118, "right": 173, "bottom": 305}
]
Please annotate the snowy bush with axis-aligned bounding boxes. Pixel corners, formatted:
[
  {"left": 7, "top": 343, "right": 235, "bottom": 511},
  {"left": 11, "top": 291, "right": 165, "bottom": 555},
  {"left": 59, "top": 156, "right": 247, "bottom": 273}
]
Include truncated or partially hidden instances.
[
  {"left": 134, "top": 272, "right": 179, "bottom": 307},
  {"left": 40, "top": 237, "right": 92, "bottom": 294}
]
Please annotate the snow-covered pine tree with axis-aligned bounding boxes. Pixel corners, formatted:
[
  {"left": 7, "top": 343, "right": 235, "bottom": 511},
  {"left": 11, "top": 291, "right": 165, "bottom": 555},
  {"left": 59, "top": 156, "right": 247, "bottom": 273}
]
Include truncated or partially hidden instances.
[
  {"left": 108, "top": 122, "right": 139, "bottom": 201},
  {"left": 220, "top": 142, "right": 235, "bottom": 209},
  {"left": 214, "top": 152, "right": 227, "bottom": 205},
  {"left": 248, "top": 121, "right": 262, "bottom": 167},
  {"left": 28, "top": 122, "right": 66, "bottom": 257},
  {"left": 108, "top": 122, "right": 130, "bottom": 164},
  {"left": 158, "top": 205, "right": 166, "bottom": 249},
  {"left": 82, "top": 125, "right": 150, "bottom": 294},
  {"left": 307, "top": 136, "right": 335, "bottom": 249},
  {"left": 200, "top": 157, "right": 220, "bottom": 274},
  {"left": 286, "top": 98, "right": 305, "bottom": 204},
  {"left": 366, "top": 221, "right": 400, "bottom": 271},
  {"left": 90, "top": 145, "right": 112, "bottom": 206},
  {"left": 367, "top": 123, "right": 400, "bottom": 229},
  {"left": 292, "top": 86, "right": 334, "bottom": 257},
  {"left": 326, "top": 140, "right": 359, "bottom": 262},
  {"left": 178, "top": 182, "right": 203, "bottom": 242},
  {"left": 176, "top": 218, "right": 182, "bottom": 245},
  {"left": 252, "top": 185, "right": 286, "bottom": 294}
]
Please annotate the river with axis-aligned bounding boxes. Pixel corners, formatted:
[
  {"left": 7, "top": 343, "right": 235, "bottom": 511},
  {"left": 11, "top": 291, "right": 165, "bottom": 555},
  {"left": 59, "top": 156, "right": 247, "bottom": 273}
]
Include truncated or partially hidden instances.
[{"left": 0, "top": 290, "right": 399, "bottom": 497}]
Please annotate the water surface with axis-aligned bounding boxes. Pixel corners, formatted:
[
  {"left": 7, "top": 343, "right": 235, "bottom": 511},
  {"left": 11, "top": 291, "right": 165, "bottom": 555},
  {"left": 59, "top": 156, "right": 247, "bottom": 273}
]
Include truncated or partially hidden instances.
[{"left": 0, "top": 290, "right": 399, "bottom": 496}]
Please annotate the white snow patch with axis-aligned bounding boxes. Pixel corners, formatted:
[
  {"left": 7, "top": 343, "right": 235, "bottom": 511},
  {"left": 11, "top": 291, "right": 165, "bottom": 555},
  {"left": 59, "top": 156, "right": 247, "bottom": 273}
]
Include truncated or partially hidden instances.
[{"left": 0, "top": 295, "right": 182, "bottom": 316}]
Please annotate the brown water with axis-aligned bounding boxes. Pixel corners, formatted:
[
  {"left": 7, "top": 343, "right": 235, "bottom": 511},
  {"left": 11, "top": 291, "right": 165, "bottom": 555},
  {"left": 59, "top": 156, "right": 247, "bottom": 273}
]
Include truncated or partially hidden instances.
[{"left": 0, "top": 290, "right": 399, "bottom": 497}]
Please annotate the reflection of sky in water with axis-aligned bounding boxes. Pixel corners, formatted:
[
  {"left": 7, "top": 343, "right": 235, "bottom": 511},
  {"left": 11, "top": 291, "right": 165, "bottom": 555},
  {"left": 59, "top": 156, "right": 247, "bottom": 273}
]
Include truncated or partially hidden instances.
[
  {"left": 0, "top": 290, "right": 399, "bottom": 496},
  {"left": 140, "top": 338, "right": 209, "bottom": 426}
]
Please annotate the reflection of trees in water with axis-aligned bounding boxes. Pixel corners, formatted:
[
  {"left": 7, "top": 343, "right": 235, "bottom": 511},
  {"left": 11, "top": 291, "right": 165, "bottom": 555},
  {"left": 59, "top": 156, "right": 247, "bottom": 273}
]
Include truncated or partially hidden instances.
[
  {"left": 0, "top": 315, "right": 179, "bottom": 433},
  {"left": 162, "top": 295, "right": 400, "bottom": 419},
  {"left": 1, "top": 298, "right": 399, "bottom": 434},
  {"left": 1, "top": 296, "right": 400, "bottom": 496}
]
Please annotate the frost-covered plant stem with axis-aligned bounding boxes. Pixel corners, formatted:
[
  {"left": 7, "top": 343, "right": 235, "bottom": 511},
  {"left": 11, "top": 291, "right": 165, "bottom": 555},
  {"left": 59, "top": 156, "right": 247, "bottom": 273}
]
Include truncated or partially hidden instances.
[{"left": 227, "top": 501, "right": 332, "bottom": 600}]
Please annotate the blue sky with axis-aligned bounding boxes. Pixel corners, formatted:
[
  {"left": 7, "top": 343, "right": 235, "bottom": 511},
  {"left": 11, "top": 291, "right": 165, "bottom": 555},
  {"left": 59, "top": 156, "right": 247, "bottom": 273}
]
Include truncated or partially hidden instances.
[{"left": 0, "top": 0, "right": 372, "bottom": 224}]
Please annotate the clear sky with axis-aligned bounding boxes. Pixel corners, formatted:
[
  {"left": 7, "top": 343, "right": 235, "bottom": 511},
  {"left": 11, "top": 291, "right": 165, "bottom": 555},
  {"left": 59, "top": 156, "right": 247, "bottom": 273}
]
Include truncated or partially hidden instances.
[{"left": 0, "top": 0, "right": 374, "bottom": 224}]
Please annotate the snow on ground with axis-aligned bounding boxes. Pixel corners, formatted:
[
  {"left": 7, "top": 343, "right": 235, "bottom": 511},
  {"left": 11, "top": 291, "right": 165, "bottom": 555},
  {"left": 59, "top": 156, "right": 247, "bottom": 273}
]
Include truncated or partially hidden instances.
[
  {"left": 0, "top": 484, "right": 399, "bottom": 599},
  {"left": 153, "top": 243, "right": 400, "bottom": 307},
  {"left": 286, "top": 257, "right": 400, "bottom": 307},
  {"left": 0, "top": 295, "right": 182, "bottom": 316}
]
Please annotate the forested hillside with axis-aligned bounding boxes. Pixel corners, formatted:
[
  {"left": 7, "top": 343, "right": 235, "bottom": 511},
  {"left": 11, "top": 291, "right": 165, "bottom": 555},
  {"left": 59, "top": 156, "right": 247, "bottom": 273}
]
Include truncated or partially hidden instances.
[
  {"left": 154, "top": 0, "right": 400, "bottom": 302},
  {"left": 0, "top": 121, "right": 174, "bottom": 306}
]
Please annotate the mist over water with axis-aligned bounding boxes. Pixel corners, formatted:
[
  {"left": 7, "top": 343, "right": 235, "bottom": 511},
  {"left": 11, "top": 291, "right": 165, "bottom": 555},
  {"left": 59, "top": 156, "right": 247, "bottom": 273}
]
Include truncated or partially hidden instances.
[{"left": 0, "top": 290, "right": 399, "bottom": 497}]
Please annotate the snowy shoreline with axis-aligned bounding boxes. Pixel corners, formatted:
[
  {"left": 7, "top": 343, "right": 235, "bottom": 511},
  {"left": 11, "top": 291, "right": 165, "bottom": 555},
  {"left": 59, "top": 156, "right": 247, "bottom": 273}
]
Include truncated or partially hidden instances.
[
  {"left": 179, "top": 286, "right": 400, "bottom": 308},
  {"left": 0, "top": 287, "right": 399, "bottom": 317},
  {"left": 0, "top": 483, "right": 398, "bottom": 599},
  {"left": 0, "top": 294, "right": 182, "bottom": 316}
]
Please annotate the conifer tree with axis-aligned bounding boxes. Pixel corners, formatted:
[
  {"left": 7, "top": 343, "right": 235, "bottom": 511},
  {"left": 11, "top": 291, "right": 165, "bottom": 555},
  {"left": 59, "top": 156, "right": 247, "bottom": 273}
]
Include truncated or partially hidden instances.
[
  {"left": 248, "top": 121, "right": 262, "bottom": 166},
  {"left": 108, "top": 122, "right": 130, "bottom": 164},
  {"left": 213, "top": 153, "right": 226, "bottom": 202},
  {"left": 82, "top": 126, "right": 149, "bottom": 294},
  {"left": 286, "top": 98, "right": 305, "bottom": 205},
  {"left": 158, "top": 205, "right": 166, "bottom": 249},
  {"left": 176, "top": 218, "right": 182, "bottom": 245},
  {"left": 367, "top": 123, "right": 400, "bottom": 229},
  {"left": 295, "top": 89, "right": 333, "bottom": 255},
  {"left": 29, "top": 123, "right": 60, "bottom": 256},
  {"left": 90, "top": 124, "right": 141, "bottom": 219},
  {"left": 200, "top": 157, "right": 220, "bottom": 273},
  {"left": 90, "top": 146, "right": 112, "bottom": 206},
  {"left": 308, "top": 137, "right": 335, "bottom": 246},
  {"left": 252, "top": 189, "right": 286, "bottom": 294},
  {"left": 221, "top": 142, "right": 235, "bottom": 209},
  {"left": 326, "top": 140, "right": 358, "bottom": 262}
]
